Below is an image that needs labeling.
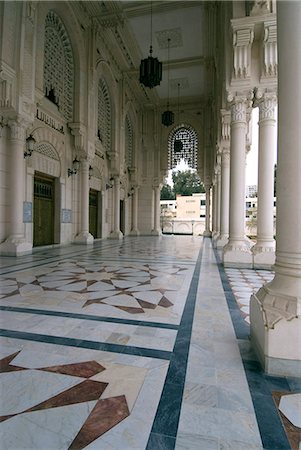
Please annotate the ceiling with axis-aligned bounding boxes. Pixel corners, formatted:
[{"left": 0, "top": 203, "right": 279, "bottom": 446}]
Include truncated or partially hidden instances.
[{"left": 111, "top": 1, "right": 211, "bottom": 108}]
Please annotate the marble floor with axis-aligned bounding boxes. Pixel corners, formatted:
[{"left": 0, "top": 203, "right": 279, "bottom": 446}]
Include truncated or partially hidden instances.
[{"left": 0, "top": 236, "right": 300, "bottom": 450}]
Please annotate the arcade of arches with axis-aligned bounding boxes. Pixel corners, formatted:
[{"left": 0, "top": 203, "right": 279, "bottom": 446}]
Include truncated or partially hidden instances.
[{"left": 0, "top": 1, "right": 300, "bottom": 448}]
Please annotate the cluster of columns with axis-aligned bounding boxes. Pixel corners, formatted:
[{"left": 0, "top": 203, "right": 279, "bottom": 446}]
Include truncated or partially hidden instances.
[
  {"left": 212, "top": 1, "right": 301, "bottom": 376},
  {"left": 212, "top": 91, "right": 277, "bottom": 270}
]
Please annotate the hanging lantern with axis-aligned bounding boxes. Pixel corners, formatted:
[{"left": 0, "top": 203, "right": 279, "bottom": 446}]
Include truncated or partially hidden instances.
[
  {"left": 162, "top": 110, "right": 174, "bottom": 127},
  {"left": 139, "top": 46, "right": 162, "bottom": 88},
  {"left": 174, "top": 139, "right": 183, "bottom": 153},
  {"left": 139, "top": 2, "right": 162, "bottom": 89},
  {"left": 161, "top": 38, "right": 174, "bottom": 126}
]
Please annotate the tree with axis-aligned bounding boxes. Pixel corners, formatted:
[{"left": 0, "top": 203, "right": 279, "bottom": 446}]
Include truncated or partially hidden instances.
[
  {"left": 160, "top": 183, "right": 175, "bottom": 200},
  {"left": 172, "top": 170, "right": 205, "bottom": 196}
]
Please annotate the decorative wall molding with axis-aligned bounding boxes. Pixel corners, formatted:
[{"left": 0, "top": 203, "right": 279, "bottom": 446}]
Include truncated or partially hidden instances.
[
  {"left": 231, "top": 24, "right": 254, "bottom": 81},
  {"left": 262, "top": 20, "right": 277, "bottom": 79},
  {"left": 36, "top": 108, "right": 64, "bottom": 134}
]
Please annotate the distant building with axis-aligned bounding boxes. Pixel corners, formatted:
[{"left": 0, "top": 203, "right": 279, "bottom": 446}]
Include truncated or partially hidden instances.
[{"left": 246, "top": 185, "right": 257, "bottom": 197}]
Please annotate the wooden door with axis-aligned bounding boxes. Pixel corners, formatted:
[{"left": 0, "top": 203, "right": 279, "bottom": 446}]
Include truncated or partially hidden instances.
[
  {"left": 33, "top": 175, "right": 55, "bottom": 247},
  {"left": 89, "top": 189, "right": 98, "bottom": 238}
]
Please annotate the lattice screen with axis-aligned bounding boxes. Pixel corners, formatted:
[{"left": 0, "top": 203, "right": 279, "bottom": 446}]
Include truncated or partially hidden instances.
[
  {"left": 98, "top": 79, "right": 112, "bottom": 152},
  {"left": 43, "top": 11, "right": 74, "bottom": 121},
  {"left": 168, "top": 125, "right": 198, "bottom": 170}
]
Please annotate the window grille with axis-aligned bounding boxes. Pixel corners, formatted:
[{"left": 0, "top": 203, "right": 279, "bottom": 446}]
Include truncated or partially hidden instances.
[
  {"left": 43, "top": 11, "right": 74, "bottom": 121},
  {"left": 125, "top": 115, "right": 133, "bottom": 168},
  {"left": 97, "top": 79, "right": 112, "bottom": 152},
  {"left": 168, "top": 125, "right": 198, "bottom": 170}
]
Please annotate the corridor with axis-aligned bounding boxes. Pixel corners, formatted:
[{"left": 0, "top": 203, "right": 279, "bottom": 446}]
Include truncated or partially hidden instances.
[{"left": 0, "top": 236, "right": 299, "bottom": 449}]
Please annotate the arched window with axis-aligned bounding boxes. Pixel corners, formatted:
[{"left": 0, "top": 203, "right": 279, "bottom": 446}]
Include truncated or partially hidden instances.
[
  {"left": 168, "top": 124, "right": 198, "bottom": 170},
  {"left": 43, "top": 11, "right": 74, "bottom": 121},
  {"left": 97, "top": 79, "right": 112, "bottom": 153},
  {"left": 125, "top": 115, "right": 133, "bottom": 168}
]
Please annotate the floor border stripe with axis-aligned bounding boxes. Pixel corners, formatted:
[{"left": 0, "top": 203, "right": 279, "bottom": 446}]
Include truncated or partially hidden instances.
[
  {"left": 0, "top": 329, "right": 172, "bottom": 360},
  {"left": 0, "top": 306, "right": 179, "bottom": 330},
  {"left": 146, "top": 239, "right": 204, "bottom": 450}
]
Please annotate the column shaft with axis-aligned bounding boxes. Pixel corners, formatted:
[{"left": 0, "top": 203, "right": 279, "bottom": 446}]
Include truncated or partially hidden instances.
[
  {"left": 250, "top": 1, "right": 301, "bottom": 376},
  {"left": 151, "top": 186, "right": 161, "bottom": 235},
  {"left": 0, "top": 122, "right": 32, "bottom": 255},
  {"left": 74, "top": 159, "right": 93, "bottom": 244},
  {"left": 130, "top": 187, "right": 139, "bottom": 235},
  {"left": 203, "top": 186, "right": 212, "bottom": 237},
  {"left": 216, "top": 148, "right": 230, "bottom": 248},
  {"left": 252, "top": 95, "right": 277, "bottom": 268},
  {"left": 109, "top": 175, "right": 123, "bottom": 239},
  {"left": 223, "top": 98, "right": 252, "bottom": 267}
]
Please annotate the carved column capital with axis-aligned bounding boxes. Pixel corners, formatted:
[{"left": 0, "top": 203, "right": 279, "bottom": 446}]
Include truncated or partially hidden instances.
[
  {"left": 254, "top": 90, "right": 277, "bottom": 122},
  {"left": 8, "top": 120, "right": 27, "bottom": 141}
]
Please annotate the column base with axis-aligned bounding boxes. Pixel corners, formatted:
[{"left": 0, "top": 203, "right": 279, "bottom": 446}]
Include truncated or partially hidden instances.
[
  {"left": 151, "top": 229, "right": 162, "bottom": 236},
  {"left": 109, "top": 230, "right": 123, "bottom": 240},
  {"left": 129, "top": 229, "right": 140, "bottom": 236},
  {"left": 0, "top": 236, "right": 32, "bottom": 256},
  {"left": 215, "top": 234, "right": 229, "bottom": 249},
  {"left": 252, "top": 241, "right": 275, "bottom": 269},
  {"left": 203, "top": 230, "right": 212, "bottom": 237},
  {"left": 223, "top": 240, "right": 253, "bottom": 268},
  {"left": 250, "top": 283, "right": 301, "bottom": 377},
  {"left": 74, "top": 232, "right": 94, "bottom": 244}
]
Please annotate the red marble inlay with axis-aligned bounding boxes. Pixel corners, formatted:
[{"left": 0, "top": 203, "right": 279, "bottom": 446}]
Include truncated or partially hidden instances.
[
  {"left": 39, "top": 361, "right": 106, "bottom": 378},
  {"left": 0, "top": 351, "right": 25, "bottom": 373},
  {"left": 68, "top": 395, "right": 130, "bottom": 450},
  {"left": 116, "top": 306, "right": 144, "bottom": 314},
  {"left": 272, "top": 391, "right": 301, "bottom": 450},
  {"left": 24, "top": 380, "right": 108, "bottom": 413},
  {"left": 82, "top": 298, "right": 104, "bottom": 308},
  {"left": 137, "top": 300, "right": 157, "bottom": 309},
  {"left": 158, "top": 296, "right": 173, "bottom": 308}
]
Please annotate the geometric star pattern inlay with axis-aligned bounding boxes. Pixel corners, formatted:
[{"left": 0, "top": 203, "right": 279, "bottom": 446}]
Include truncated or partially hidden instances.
[
  {"left": 0, "top": 261, "right": 188, "bottom": 314},
  {"left": 0, "top": 352, "right": 144, "bottom": 449}
]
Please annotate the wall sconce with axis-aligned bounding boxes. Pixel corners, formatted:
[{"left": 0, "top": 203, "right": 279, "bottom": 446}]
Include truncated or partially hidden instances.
[
  {"left": 68, "top": 157, "right": 80, "bottom": 177},
  {"left": 106, "top": 177, "right": 114, "bottom": 190},
  {"left": 128, "top": 187, "right": 135, "bottom": 197},
  {"left": 89, "top": 165, "right": 93, "bottom": 180},
  {"left": 24, "top": 135, "right": 36, "bottom": 159}
]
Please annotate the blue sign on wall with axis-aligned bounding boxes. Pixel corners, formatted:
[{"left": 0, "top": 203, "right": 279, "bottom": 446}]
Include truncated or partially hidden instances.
[{"left": 23, "top": 202, "right": 32, "bottom": 223}]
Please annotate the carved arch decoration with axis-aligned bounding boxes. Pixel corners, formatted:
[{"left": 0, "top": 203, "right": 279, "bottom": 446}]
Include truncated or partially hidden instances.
[
  {"left": 168, "top": 123, "right": 198, "bottom": 170},
  {"left": 43, "top": 10, "right": 74, "bottom": 122},
  {"left": 27, "top": 127, "right": 64, "bottom": 178}
]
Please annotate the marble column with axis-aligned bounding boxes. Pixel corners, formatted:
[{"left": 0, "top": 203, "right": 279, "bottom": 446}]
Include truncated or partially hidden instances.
[
  {"left": 211, "top": 181, "right": 217, "bottom": 239},
  {"left": 0, "top": 122, "right": 32, "bottom": 256},
  {"left": 75, "top": 159, "right": 93, "bottom": 244},
  {"left": 109, "top": 175, "right": 123, "bottom": 239},
  {"left": 216, "top": 147, "right": 230, "bottom": 249},
  {"left": 250, "top": 1, "right": 301, "bottom": 376},
  {"left": 151, "top": 186, "right": 161, "bottom": 235},
  {"left": 130, "top": 187, "right": 140, "bottom": 236},
  {"left": 252, "top": 93, "right": 277, "bottom": 268},
  {"left": 223, "top": 96, "right": 252, "bottom": 267},
  {"left": 213, "top": 162, "right": 221, "bottom": 243},
  {"left": 203, "top": 185, "right": 212, "bottom": 237}
]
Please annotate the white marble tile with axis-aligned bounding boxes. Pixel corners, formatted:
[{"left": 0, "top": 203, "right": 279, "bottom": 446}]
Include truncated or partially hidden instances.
[
  {"left": 0, "top": 401, "right": 96, "bottom": 450},
  {"left": 0, "top": 370, "right": 84, "bottom": 415}
]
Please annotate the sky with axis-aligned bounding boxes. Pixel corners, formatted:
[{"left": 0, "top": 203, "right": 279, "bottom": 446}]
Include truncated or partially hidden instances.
[{"left": 167, "top": 107, "right": 278, "bottom": 187}]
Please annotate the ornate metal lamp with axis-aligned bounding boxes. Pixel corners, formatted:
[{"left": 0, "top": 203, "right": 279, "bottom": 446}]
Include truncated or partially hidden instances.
[
  {"left": 139, "top": 1, "right": 162, "bottom": 89},
  {"left": 24, "top": 134, "right": 36, "bottom": 158},
  {"left": 162, "top": 38, "right": 174, "bottom": 127},
  {"left": 68, "top": 157, "right": 80, "bottom": 177}
]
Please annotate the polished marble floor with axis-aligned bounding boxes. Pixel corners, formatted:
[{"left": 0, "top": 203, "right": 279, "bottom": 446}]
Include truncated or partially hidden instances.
[{"left": 0, "top": 236, "right": 300, "bottom": 449}]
